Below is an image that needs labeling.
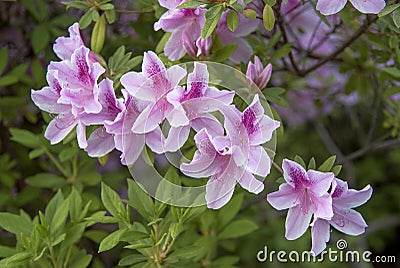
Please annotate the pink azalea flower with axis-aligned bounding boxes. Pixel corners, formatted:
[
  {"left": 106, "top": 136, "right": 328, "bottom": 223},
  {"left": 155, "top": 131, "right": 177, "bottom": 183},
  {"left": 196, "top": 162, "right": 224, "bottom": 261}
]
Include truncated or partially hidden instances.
[
  {"left": 267, "top": 159, "right": 334, "bottom": 240},
  {"left": 311, "top": 178, "right": 372, "bottom": 255},
  {"left": 120, "top": 51, "right": 186, "bottom": 134},
  {"left": 164, "top": 62, "right": 234, "bottom": 152},
  {"left": 53, "top": 22, "right": 100, "bottom": 62},
  {"left": 246, "top": 56, "right": 272, "bottom": 90},
  {"left": 82, "top": 78, "right": 124, "bottom": 158},
  {"left": 50, "top": 46, "right": 105, "bottom": 116},
  {"left": 84, "top": 82, "right": 165, "bottom": 165},
  {"left": 180, "top": 128, "right": 266, "bottom": 209},
  {"left": 31, "top": 69, "right": 83, "bottom": 146},
  {"left": 316, "top": 0, "right": 385, "bottom": 15},
  {"left": 218, "top": 95, "right": 280, "bottom": 179},
  {"left": 154, "top": 1, "right": 208, "bottom": 60}
]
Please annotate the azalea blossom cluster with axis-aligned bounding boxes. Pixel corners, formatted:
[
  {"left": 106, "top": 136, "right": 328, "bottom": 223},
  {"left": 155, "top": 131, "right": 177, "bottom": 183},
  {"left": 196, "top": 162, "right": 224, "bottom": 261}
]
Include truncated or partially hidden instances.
[
  {"left": 31, "top": 23, "right": 280, "bottom": 209},
  {"left": 267, "top": 159, "right": 373, "bottom": 255},
  {"left": 155, "top": 0, "right": 259, "bottom": 62}
]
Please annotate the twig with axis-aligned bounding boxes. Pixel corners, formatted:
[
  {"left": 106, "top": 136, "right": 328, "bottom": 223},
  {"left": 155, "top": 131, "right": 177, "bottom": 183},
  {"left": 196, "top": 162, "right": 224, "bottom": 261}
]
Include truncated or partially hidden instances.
[
  {"left": 338, "top": 134, "right": 400, "bottom": 163},
  {"left": 299, "top": 15, "right": 379, "bottom": 76}
]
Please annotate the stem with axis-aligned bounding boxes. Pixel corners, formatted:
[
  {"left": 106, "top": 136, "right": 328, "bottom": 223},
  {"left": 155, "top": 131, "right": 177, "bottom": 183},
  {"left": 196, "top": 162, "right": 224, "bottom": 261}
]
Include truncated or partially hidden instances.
[
  {"left": 272, "top": 160, "right": 284, "bottom": 175},
  {"left": 44, "top": 148, "right": 70, "bottom": 179},
  {"left": 47, "top": 239, "right": 58, "bottom": 268},
  {"left": 62, "top": 247, "right": 72, "bottom": 268}
]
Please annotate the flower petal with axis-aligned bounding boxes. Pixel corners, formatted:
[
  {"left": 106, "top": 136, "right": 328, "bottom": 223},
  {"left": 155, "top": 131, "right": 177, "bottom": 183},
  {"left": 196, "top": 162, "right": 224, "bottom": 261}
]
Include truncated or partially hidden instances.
[
  {"left": 85, "top": 128, "right": 115, "bottom": 157},
  {"left": 76, "top": 121, "right": 88, "bottom": 149},
  {"left": 190, "top": 114, "right": 224, "bottom": 136},
  {"left": 164, "top": 125, "right": 190, "bottom": 152},
  {"left": 316, "top": 0, "right": 347, "bottom": 15},
  {"left": 334, "top": 185, "right": 373, "bottom": 209},
  {"left": 282, "top": 158, "right": 309, "bottom": 187},
  {"left": 311, "top": 218, "right": 330, "bottom": 256},
  {"left": 53, "top": 23, "right": 83, "bottom": 60},
  {"left": 349, "top": 0, "right": 385, "bottom": 14},
  {"left": 238, "top": 171, "right": 264, "bottom": 194},
  {"left": 118, "top": 133, "right": 145, "bottom": 166},
  {"left": 44, "top": 113, "right": 77, "bottom": 145},
  {"left": 31, "top": 87, "right": 69, "bottom": 114},
  {"left": 146, "top": 127, "right": 166, "bottom": 154},
  {"left": 120, "top": 71, "right": 147, "bottom": 98},
  {"left": 313, "top": 193, "right": 333, "bottom": 220},
  {"left": 267, "top": 183, "right": 298, "bottom": 210},
  {"left": 330, "top": 208, "right": 368, "bottom": 235},
  {"left": 285, "top": 205, "right": 313, "bottom": 240},
  {"left": 132, "top": 99, "right": 173, "bottom": 134},
  {"left": 307, "top": 170, "right": 334, "bottom": 196},
  {"left": 246, "top": 145, "right": 271, "bottom": 177},
  {"left": 205, "top": 160, "right": 239, "bottom": 209}
]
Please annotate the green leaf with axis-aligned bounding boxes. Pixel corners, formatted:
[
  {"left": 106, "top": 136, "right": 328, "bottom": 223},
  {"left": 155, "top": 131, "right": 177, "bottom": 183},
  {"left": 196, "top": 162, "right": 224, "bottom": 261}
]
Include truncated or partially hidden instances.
[
  {"left": 85, "top": 211, "right": 120, "bottom": 224},
  {"left": 69, "top": 251, "right": 92, "bottom": 268},
  {"left": 331, "top": 165, "right": 342, "bottom": 176},
  {"left": 98, "top": 229, "right": 126, "bottom": 253},
  {"left": 217, "top": 194, "right": 243, "bottom": 230},
  {"left": 9, "top": 128, "right": 41, "bottom": 148},
  {"left": 68, "top": 187, "right": 82, "bottom": 222},
  {"left": 177, "top": 0, "right": 205, "bottom": 9},
  {"left": 127, "top": 179, "right": 154, "bottom": 221},
  {"left": 230, "top": 3, "right": 243, "bottom": 13},
  {"left": 62, "top": 1, "right": 91, "bottom": 10},
  {"left": 264, "top": 0, "right": 276, "bottom": 5},
  {"left": 308, "top": 157, "right": 316, "bottom": 170},
  {"left": 3, "top": 252, "right": 32, "bottom": 266},
  {"left": 156, "top": 32, "right": 172, "bottom": 54},
  {"left": 31, "top": 25, "right": 50, "bottom": 54},
  {"left": 91, "top": 14, "right": 106, "bottom": 53},
  {"left": 219, "top": 219, "right": 258, "bottom": 239},
  {"left": 119, "top": 230, "right": 149, "bottom": 242},
  {"left": 271, "top": 43, "right": 292, "bottom": 59},
  {"left": 79, "top": 10, "right": 94, "bottom": 29},
  {"left": 382, "top": 67, "right": 400, "bottom": 78},
  {"left": 209, "top": 44, "right": 238, "bottom": 62},
  {"left": 105, "top": 9, "right": 116, "bottom": 24},
  {"left": 227, "top": 11, "right": 239, "bottom": 32},
  {"left": 28, "top": 147, "right": 45, "bottom": 159},
  {"left": 294, "top": 155, "right": 306, "bottom": 169},
  {"left": 99, "top": 3, "right": 114, "bottom": 10},
  {"left": 0, "top": 212, "right": 33, "bottom": 235},
  {"left": 243, "top": 9, "right": 257, "bottom": 20},
  {"left": 393, "top": 9, "right": 400, "bottom": 28},
  {"left": 0, "top": 47, "right": 8, "bottom": 75},
  {"left": 101, "top": 182, "right": 124, "bottom": 218},
  {"left": 378, "top": 3, "right": 400, "bottom": 17},
  {"left": 59, "top": 147, "right": 78, "bottom": 162},
  {"left": 26, "top": 173, "right": 67, "bottom": 189},
  {"left": 50, "top": 197, "right": 69, "bottom": 234},
  {"left": 118, "top": 254, "right": 147, "bottom": 266},
  {"left": 0, "top": 245, "right": 16, "bottom": 258},
  {"left": 201, "top": 6, "right": 223, "bottom": 39},
  {"left": 0, "top": 74, "right": 18, "bottom": 87},
  {"left": 262, "top": 4, "right": 275, "bottom": 31},
  {"left": 318, "top": 155, "right": 336, "bottom": 172},
  {"left": 124, "top": 243, "right": 151, "bottom": 250},
  {"left": 45, "top": 190, "right": 64, "bottom": 226}
]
